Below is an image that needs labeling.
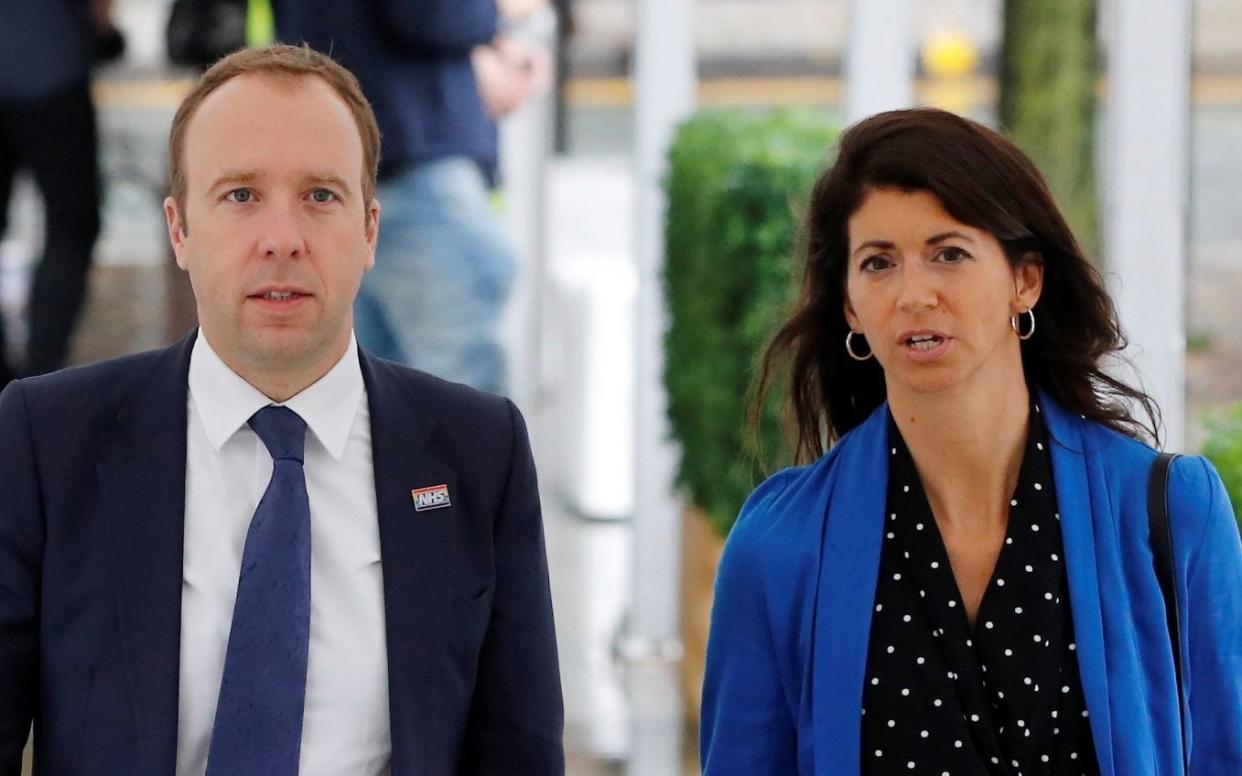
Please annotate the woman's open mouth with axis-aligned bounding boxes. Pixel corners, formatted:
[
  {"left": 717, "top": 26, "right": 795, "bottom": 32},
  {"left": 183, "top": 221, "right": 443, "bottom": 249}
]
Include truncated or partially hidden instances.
[
  {"left": 906, "top": 334, "right": 944, "bottom": 351},
  {"left": 901, "top": 332, "right": 953, "bottom": 361}
]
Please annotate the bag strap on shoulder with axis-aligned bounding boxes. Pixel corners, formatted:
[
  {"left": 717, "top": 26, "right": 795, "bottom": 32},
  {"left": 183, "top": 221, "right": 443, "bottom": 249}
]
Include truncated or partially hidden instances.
[{"left": 1148, "top": 451, "right": 1190, "bottom": 773}]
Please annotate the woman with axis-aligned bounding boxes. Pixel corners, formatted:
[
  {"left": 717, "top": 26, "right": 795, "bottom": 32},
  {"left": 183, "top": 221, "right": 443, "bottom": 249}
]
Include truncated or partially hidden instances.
[{"left": 700, "top": 108, "right": 1241, "bottom": 775}]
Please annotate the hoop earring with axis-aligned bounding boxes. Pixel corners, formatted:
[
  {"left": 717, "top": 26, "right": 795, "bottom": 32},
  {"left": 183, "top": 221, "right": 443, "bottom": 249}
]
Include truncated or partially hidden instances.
[
  {"left": 1010, "top": 309, "right": 1036, "bottom": 341},
  {"left": 845, "top": 330, "right": 874, "bottom": 361}
]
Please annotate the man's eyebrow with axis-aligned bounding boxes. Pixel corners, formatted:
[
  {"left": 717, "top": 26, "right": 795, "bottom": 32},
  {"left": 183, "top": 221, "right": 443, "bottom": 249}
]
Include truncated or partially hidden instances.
[
  {"left": 305, "top": 173, "right": 353, "bottom": 193},
  {"left": 208, "top": 170, "right": 261, "bottom": 192}
]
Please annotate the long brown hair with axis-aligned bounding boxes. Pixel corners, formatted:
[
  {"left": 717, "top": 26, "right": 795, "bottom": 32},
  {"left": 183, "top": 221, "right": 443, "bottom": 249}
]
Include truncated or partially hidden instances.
[{"left": 756, "top": 108, "right": 1159, "bottom": 463}]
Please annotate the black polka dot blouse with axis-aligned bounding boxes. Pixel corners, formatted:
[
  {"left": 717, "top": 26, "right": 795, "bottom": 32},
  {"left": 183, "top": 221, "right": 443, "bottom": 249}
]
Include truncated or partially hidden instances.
[{"left": 860, "top": 405, "right": 1099, "bottom": 775}]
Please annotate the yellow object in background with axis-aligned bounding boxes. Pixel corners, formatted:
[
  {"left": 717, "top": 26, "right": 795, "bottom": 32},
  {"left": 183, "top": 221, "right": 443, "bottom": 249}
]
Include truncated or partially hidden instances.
[
  {"left": 922, "top": 31, "right": 979, "bottom": 78},
  {"left": 247, "top": 0, "right": 276, "bottom": 48}
]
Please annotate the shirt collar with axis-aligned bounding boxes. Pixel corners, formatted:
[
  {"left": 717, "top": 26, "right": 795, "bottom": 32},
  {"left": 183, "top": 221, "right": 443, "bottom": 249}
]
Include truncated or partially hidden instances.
[{"left": 188, "top": 329, "right": 365, "bottom": 461}]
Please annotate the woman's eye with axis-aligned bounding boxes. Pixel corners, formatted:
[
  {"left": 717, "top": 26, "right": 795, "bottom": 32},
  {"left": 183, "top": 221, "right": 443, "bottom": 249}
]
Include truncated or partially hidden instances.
[
  {"left": 225, "top": 188, "right": 254, "bottom": 203},
  {"left": 310, "top": 188, "right": 337, "bottom": 203},
  {"left": 936, "top": 246, "right": 970, "bottom": 263},
  {"left": 861, "top": 255, "right": 893, "bottom": 272}
]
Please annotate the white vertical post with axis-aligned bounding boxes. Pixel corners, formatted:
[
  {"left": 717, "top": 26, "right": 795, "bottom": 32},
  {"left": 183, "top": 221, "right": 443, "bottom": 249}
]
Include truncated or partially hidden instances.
[
  {"left": 845, "top": 0, "right": 915, "bottom": 123},
  {"left": 627, "top": 1, "right": 694, "bottom": 771},
  {"left": 1104, "top": 0, "right": 1190, "bottom": 449},
  {"left": 629, "top": 0, "right": 695, "bottom": 658},
  {"left": 499, "top": 7, "right": 558, "bottom": 419}
]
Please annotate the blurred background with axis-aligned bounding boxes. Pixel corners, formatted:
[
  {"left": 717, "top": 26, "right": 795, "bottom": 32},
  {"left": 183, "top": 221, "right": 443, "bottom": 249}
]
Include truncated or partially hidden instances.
[{"left": 5, "top": 1, "right": 1241, "bottom": 773}]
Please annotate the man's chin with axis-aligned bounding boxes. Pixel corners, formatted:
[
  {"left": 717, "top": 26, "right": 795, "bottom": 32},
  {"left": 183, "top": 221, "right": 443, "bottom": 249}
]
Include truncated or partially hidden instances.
[{"left": 236, "top": 330, "right": 328, "bottom": 371}]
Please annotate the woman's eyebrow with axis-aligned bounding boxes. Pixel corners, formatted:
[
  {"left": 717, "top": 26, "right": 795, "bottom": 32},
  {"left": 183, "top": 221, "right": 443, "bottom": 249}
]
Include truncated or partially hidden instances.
[{"left": 926, "top": 230, "right": 974, "bottom": 245}]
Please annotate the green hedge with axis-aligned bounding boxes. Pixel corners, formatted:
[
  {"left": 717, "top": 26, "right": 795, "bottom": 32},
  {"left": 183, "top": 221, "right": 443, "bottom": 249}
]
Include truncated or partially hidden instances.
[
  {"left": 1202, "top": 404, "right": 1242, "bottom": 533},
  {"left": 663, "top": 109, "right": 837, "bottom": 538}
]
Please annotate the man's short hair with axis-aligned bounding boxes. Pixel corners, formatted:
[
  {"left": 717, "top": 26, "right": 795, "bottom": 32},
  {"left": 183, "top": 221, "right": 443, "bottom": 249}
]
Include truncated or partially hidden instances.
[{"left": 169, "top": 44, "right": 381, "bottom": 220}]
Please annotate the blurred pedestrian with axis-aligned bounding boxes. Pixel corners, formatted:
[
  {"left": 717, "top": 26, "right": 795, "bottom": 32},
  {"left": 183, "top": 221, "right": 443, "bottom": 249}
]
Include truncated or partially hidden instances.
[
  {"left": 273, "top": 0, "right": 549, "bottom": 395},
  {"left": 0, "top": 0, "right": 110, "bottom": 388}
]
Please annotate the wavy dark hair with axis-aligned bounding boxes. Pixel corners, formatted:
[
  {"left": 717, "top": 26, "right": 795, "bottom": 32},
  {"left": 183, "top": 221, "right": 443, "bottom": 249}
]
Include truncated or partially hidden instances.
[{"left": 756, "top": 108, "right": 1160, "bottom": 463}]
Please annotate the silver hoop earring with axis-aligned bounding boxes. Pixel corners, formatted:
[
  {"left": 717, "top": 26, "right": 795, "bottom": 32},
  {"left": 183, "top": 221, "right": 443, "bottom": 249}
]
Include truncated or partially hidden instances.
[
  {"left": 845, "top": 330, "right": 874, "bottom": 361},
  {"left": 1010, "top": 309, "right": 1036, "bottom": 341}
]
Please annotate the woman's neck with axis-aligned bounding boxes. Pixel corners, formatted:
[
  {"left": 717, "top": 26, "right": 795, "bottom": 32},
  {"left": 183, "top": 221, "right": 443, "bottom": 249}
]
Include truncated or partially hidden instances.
[{"left": 887, "top": 371, "right": 1032, "bottom": 533}]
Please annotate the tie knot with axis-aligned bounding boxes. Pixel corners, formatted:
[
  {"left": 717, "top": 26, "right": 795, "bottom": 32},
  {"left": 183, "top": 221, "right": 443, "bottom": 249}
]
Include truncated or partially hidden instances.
[{"left": 248, "top": 406, "right": 308, "bottom": 463}]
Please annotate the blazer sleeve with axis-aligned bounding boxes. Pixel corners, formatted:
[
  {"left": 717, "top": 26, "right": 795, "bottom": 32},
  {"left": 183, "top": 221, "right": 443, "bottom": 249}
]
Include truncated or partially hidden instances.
[
  {"left": 1175, "top": 456, "right": 1242, "bottom": 772},
  {"left": 458, "top": 399, "right": 564, "bottom": 776},
  {"left": 700, "top": 480, "right": 799, "bottom": 775},
  {"left": 371, "top": 0, "right": 499, "bottom": 57},
  {"left": 0, "top": 382, "right": 42, "bottom": 773}
]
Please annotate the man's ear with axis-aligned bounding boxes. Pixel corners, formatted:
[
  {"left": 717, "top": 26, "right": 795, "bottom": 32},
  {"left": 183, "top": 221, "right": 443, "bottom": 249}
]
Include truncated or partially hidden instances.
[
  {"left": 364, "top": 198, "right": 380, "bottom": 271},
  {"left": 1013, "top": 251, "right": 1044, "bottom": 312},
  {"left": 362, "top": 199, "right": 377, "bottom": 269},
  {"left": 165, "top": 196, "right": 189, "bottom": 271}
]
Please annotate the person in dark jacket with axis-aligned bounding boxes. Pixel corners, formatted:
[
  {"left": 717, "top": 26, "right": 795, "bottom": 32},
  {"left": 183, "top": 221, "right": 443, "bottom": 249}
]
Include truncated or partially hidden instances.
[
  {"left": 274, "top": 0, "right": 546, "bottom": 395},
  {"left": 0, "top": 0, "right": 108, "bottom": 388}
]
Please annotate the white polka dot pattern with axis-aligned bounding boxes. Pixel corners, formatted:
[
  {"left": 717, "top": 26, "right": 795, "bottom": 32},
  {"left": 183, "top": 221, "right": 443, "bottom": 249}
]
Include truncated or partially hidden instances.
[{"left": 861, "top": 407, "right": 1098, "bottom": 775}]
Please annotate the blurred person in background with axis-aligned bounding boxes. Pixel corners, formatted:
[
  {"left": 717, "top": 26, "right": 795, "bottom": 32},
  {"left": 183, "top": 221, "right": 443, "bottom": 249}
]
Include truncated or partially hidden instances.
[
  {"left": 0, "top": 0, "right": 116, "bottom": 389},
  {"left": 701, "top": 108, "right": 1242, "bottom": 774},
  {"left": 273, "top": 0, "right": 550, "bottom": 395}
]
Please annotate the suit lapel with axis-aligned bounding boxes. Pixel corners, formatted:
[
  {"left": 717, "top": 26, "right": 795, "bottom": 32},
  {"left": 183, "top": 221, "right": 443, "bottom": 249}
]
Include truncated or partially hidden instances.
[
  {"left": 811, "top": 405, "right": 890, "bottom": 773},
  {"left": 97, "top": 334, "right": 195, "bottom": 776},
  {"left": 1041, "top": 392, "right": 1115, "bottom": 775},
  {"left": 360, "top": 353, "right": 458, "bottom": 774}
]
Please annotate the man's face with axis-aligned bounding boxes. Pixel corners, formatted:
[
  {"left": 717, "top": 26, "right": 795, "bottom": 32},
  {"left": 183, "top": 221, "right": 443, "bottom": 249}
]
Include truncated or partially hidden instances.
[{"left": 165, "top": 74, "right": 379, "bottom": 383}]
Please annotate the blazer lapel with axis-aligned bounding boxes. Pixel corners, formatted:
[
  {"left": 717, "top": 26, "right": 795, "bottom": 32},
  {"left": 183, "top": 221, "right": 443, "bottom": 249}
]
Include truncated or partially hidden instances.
[
  {"left": 1040, "top": 392, "right": 1114, "bottom": 775},
  {"left": 97, "top": 334, "right": 195, "bottom": 776},
  {"left": 360, "top": 353, "right": 458, "bottom": 775},
  {"left": 812, "top": 405, "right": 890, "bottom": 774}
]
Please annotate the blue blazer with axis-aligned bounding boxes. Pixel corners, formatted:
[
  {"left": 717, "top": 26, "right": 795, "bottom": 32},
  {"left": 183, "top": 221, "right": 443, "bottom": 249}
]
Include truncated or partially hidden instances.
[
  {"left": 0, "top": 334, "right": 564, "bottom": 775},
  {"left": 702, "top": 392, "right": 1242, "bottom": 775}
]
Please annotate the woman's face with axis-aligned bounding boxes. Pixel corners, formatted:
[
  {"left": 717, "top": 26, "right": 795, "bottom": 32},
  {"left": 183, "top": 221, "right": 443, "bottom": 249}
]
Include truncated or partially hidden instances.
[{"left": 844, "top": 187, "right": 1042, "bottom": 398}]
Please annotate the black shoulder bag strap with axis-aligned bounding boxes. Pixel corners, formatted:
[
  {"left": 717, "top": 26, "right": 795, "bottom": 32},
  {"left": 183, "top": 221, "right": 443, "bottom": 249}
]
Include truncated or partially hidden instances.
[{"left": 1148, "top": 451, "right": 1190, "bottom": 773}]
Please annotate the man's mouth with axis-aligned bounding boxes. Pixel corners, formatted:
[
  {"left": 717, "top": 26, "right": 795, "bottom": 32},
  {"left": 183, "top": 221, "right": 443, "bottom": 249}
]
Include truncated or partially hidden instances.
[{"left": 250, "top": 289, "right": 309, "bottom": 301}]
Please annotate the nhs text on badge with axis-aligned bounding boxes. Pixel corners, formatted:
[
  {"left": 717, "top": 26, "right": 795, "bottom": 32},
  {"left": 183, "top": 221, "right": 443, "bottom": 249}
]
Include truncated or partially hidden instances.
[{"left": 412, "top": 484, "right": 452, "bottom": 512}]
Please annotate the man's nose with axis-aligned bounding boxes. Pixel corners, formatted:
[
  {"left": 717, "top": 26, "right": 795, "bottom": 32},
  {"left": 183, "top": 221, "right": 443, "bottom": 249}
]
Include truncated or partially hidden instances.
[{"left": 257, "top": 205, "right": 307, "bottom": 259}]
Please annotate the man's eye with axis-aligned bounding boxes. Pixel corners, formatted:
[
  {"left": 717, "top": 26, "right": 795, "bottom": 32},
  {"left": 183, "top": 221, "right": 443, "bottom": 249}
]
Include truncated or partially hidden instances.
[
  {"left": 225, "top": 189, "right": 254, "bottom": 203},
  {"left": 310, "top": 189, "right": 337, "bottom": 203}
]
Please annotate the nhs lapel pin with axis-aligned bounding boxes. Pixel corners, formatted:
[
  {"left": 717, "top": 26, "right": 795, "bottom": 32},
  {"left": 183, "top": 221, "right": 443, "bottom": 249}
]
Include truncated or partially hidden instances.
[{"left": 412, "top": 484, "right": 452, "bottom": 512}]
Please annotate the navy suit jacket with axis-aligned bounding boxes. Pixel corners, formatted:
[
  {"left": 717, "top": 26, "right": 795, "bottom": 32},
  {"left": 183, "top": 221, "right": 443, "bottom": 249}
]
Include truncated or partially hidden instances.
[{"left": 0, "top": 334, "right": 564, "bottom": 775}]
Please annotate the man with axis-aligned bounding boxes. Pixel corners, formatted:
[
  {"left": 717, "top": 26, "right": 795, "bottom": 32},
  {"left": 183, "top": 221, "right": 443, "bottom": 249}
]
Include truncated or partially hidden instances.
[
  {"left": 272, "top": 0, "right": 548, "bottom": 396},
  {"left": 0, "top": 0, "right": 108, "bottom": 388},
  {"left": 0, "top": 45, "right": 563, "bottom": 775}
]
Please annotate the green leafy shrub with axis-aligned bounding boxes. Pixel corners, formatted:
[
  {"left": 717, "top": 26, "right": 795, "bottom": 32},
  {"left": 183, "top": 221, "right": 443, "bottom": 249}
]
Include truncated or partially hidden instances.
[
  {"left": 663, "top": 109, "right": 837, "bottom": 538},
  {"left": 1202, "top": 403, "right": 1242, "bottom": 532}
]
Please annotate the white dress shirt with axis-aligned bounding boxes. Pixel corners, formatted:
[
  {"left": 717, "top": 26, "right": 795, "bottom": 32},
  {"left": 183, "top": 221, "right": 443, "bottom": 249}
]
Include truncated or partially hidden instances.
[{"left": 175, "top": 332, "right": 391, "bottom": 776}]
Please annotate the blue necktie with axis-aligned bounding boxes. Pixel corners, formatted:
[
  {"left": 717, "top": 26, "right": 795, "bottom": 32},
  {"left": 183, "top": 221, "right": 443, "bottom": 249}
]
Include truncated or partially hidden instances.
[{"left": 206, "top": 406, "right": 311, "bottom": 776}]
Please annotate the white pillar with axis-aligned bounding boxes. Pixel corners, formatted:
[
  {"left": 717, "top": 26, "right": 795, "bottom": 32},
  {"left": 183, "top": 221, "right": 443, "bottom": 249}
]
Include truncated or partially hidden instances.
[
  {"left": 499, "top": 7, "right": 558, "bottom": 419},
  {"left": 845, "top": 0, "right": 915, "bottom": 123},
  {"left": 1104, "top": 0, "right": 1190, "bottom": 449},
  {"left": 628, "top": 0, "right": 695, "bottom": 658},
  {"left": 626, "top": 2, "right": 695, "bottom": 772}
]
